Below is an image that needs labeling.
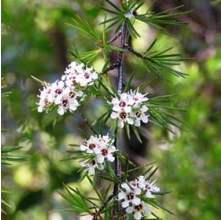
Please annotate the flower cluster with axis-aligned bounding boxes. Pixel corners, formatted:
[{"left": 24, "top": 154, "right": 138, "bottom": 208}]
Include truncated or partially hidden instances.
[
  {"left": 37, "top": 61, "right": 98, "bottom": 115},
  {"left": 109, "top": 90, "right": 149, "bottom": 128},
  {"left": 80, "top": 134, "right": 117, "bottom": 175},
  {"left": 118, "top": 176, "right": 160, "bottom": 220}
]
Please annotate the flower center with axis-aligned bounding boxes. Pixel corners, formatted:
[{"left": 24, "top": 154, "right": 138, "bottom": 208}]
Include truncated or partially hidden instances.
[
  {"left": 135, "top": 111, "right": 141, "bottom": 118},
  {"left": 69, "top": 92, "right": 76, "bottom": 98},
  {"left": 146, "top": 184, "right": 151, "bottom": 190},
  {"left": 44, "top": 99, "right": 49, "bottom": 105},
  {"left": 132, "top": 10, "right": 137, "bottom": 16},
  {"left": 119, "top": 101, "right": 126, "bottom": 107},
  {"left": 132, "top": 181, "right": 139, "bottom": 188},
  {"left": 84, "top": 72, "right": 90, "bottom": 79},
  {"left": 101, "top": 148, "right": 108, "bottom": 156},
  {"left": 55, "top": 88, "right": 63, "bottom": 94},
  {"left": 47, "top": 88, "right": 52, "bottom": 94},
  {"left": 119, "top": 111, "right": 127, "bottom": 119},
  {"left": 70, "top": 76, "right": 77, "bottom": 86},
  {"left": 135, "top": 204, "right": 143, "bottom": 211},
  {"left": 90, "top": 160, "right": 96, "bottom": 166},
  {"left": 127, "top": 192, "right": 134, "bottom": 200},
  {"left": 62, "top": 99, "right": 69, "bottom": 107},
  {"left": 89, "top": 143, "right": 96, "bottom": 150}
]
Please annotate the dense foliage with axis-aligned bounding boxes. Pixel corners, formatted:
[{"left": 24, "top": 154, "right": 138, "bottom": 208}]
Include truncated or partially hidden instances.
[{"left": 1, "top": 0, "right": 221, "bottom": 220}]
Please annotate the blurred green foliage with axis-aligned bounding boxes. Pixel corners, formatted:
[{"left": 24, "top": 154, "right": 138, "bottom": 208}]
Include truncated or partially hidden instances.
[{"left": 1, "top": 0, "right": 221, "bottom": 220}]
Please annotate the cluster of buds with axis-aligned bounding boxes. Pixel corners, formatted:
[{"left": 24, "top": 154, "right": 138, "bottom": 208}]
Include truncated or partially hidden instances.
[
  {"left": 80, "top": 134, "right": 117, "bottom": 175},
  {"left": 109, "top": 90, "right": 149, "bottom": 128},
  {"left": 118, "top": 176, "right": 160, "bottom": 220},
  {"left": 37, "top": 61, "right": 98, "bottom": 115}
]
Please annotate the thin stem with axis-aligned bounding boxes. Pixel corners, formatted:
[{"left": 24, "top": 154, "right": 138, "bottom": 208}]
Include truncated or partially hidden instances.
[
  {"left": 101, "top": 62, "right": 120, "bottom": 75},
  {"left": 107, "top": 30, "right": 122, "bottom": 44},
  {"left": 117, "top": 22, "right": 127, "bottom": 94},
  {"left": 93, "top": 194, "right": 115, "bottom": 220},
  {"left": 124, "top": 43, "right": 156, "bottom": 63},
  {"left": 113, "top": 21, "right": 127, "bottom": 220},
  {"left": 124, "top": 43, "right": 143, "bottom": 58},
  {"left": 99, "top": 194, "right": 115, "bottom": 212},
  {"left": 113, "top": 131, "right": 119, "bottom": 219}
]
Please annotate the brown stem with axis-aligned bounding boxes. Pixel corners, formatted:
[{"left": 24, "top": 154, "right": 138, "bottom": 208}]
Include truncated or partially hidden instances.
[
  {"left": 113, "top": 20, "right": 127, "bottom": 220},
  {"left": 117, "top": 22, "right": 127, "bottom": 94}
]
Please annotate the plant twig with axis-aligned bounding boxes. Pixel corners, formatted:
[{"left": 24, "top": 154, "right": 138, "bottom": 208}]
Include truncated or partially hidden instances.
[
  {"left": 124, "top": 43, "right": 145, "bottom": 59},
  {"left": 107, "top": 31, "right": 122, "bottom": 44},
  {"left": 113, "top": 21, "right": 127, "bottom": 220},
  {"left": 100, "top": 193, "right": 115, "bottom": 212},
  {"left": 117, "top": 22, "right": 127, "bottom": 94},
  {"left": 113, "top": 132, "right": 119, "bottom": 219},
  {"left": 101, "top": 62, "right": 120, "bottom": 75},
  {"left": 92, "top": 194, "right": 114, "bottom": 220}
]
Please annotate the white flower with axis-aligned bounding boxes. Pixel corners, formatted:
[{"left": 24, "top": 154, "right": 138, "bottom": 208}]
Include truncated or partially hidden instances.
[
  {"left": 37, "top": 61, "right": 98, "bottom": 115},
  {"left": 109, "top": 90, "right": 149, "bottom": 128},
  {"left": 118, "top": 183, "right": 141, "bottom": 208},
  {"left": 80, "top": 135, "right": 100, "bottom": 154},
  {"left": 144, "top": 180, "right": 160, "bottom": 198},
  {"left": 37, "top": 93, "right": 50, "bottom": 113},
  {"left": 80, "top": 159, "right": 104, "bottom": 175},
  {"left": 111, "top": 93, "right": 134, "bottom": 113},
  {"left": 132, "top": 105, "right": 149, "bottom": 127},
  {"left": 98, "top": 134, "right": 113, "bottom": 147},
  {"left": 62, "top": 61, "right": 98, "bottom": 88},
  {"left": 131, "top": 176, "right": 160, "bottom": 198},
  {"left": 131, "top": 175, "right": 146, "bottom": 189},
  {"left": 96, "top": 145, "right": 117, "bottom": 164},
  {"left": 57, "top": 87, "right": 79, "bottom": 115},
  {"left": 125, "top": 201, "right": 152, "bottom": 220},
  {"left": 130, "top": 90, "right": 148, "bottom": 106},
  {"left": 119, "top": 176, "right": 160, "bottom": 219},
  {"left": 51, "top": 80, "right": 65, "bottom": 94},
  {"left": 37, "top": 81, "right": 81, "bottom": 115},
  {"left": 64, "top": 61, "right": 85, "bottom": 75},
  {"left": 37, "top": 83, "right": 54, "bottom": 112},
  {"left": 80, "top": 134, "right": 117, "bottom": 174},
  {"left": 111, "top": 109, "right": 134, "bottom": 128},
  {"left": 76, "top": 67, "right": 98, "bottom": 87}
]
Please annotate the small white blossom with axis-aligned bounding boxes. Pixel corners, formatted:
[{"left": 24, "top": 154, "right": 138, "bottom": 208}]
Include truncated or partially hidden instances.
[
  {"left": 130, "top": 90, "right": 148, "bottom": 106},
  {"left": 97, "top": 134, "right": 113, "bottom": 147},
  {"left": 64, "top": 61, "right": 85, "bottom": 76},
  {"left": 125, "top": 201, "right": 152, "bottom": 220},
  {"left": 62, "top": 61, "right": 98, "bottom": 88},
  {"left": 109, "top": 90, "right": 149, "bottom": 128},
  {"left": 111, "top": 93, "right": 134, "bottom": 113},
  {"left": 111, "top": 109, "right": 134, "bottom": 128},
  {"left": 131, "top": 176, "right": 160, "bottom": 198},
  {"left": 37, "top": 83, "right": 54, "bottom": 112},
  {"left": 118, "top": 183, "right": 141, "bottom": 208},
  {"left": 80, "top": 159, "right": 104, "bottom": 175},
  {"left": 56, "top": 87, "right": 79, "bottom": 115},
  {"left": 80, "top": 134, "right": 117, "bottom": 175},
  {"left": 80, "top": 135, "right": 100, "bottom": 154},
  {"left": 37, "top": 61, "right": 98, "bottom": 115},
  {"left": 119, "top": 176, "right": 160, "bottom": 219},
  {"left": 96, "top": 145, "right": 117, "bottom": 164},
  {"left": 132, "top": 105, "right": 149, "bottom": 127},
  {"left": 144, "top": 180, "right": 160, "bottom": 198},
  {"left": 77, "top": 67, "right": 98, "bottom": 87},
  {"left": 131, "top": 175, "right": 146, "bottom": 189},
  {"left": 51, "top": 80, "right": 65, "bottom": 99}
]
